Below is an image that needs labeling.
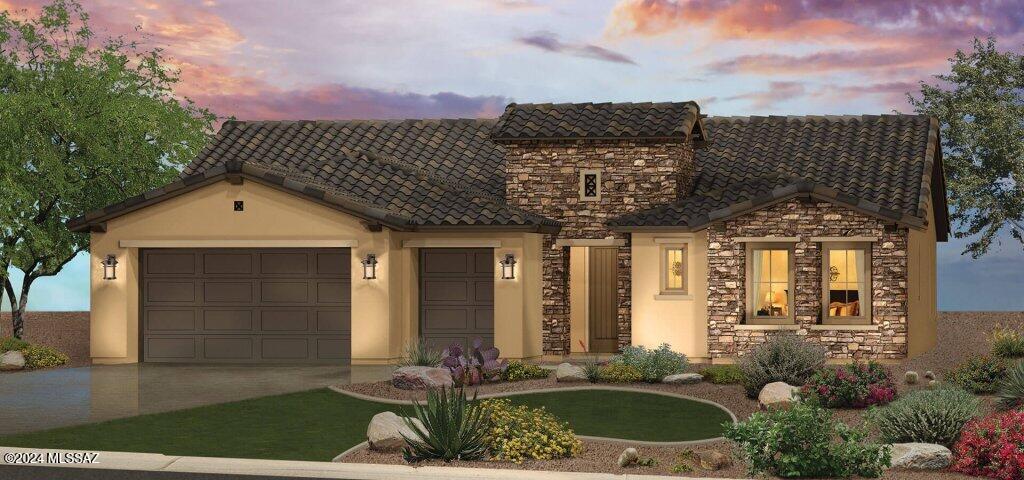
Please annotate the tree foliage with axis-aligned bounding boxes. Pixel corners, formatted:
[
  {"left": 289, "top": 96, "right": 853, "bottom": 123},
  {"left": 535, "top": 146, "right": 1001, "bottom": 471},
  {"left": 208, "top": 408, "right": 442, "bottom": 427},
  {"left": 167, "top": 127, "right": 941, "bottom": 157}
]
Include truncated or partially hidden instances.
[
  {"left": 909, "top": 38, "right": 1024, "bottom": 257},
  {"left": 0, "top": 0, "right": 216, "bottom": 336}
]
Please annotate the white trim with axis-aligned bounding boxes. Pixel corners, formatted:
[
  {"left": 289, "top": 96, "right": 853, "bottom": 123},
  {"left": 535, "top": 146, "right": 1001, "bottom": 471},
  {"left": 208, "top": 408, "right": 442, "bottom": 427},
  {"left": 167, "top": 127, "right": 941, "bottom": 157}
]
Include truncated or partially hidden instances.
[
  {"left": 401, "top": 239, "right": 500, "bottom": 248},
  {"left": 734, "top": 324, "right": 800, "bottom": 331},
  {"left": 654, "top": 294, "right": 694, "bottom": 301},
  {"left": 553, "top": 238, "right": 625, "bottom": 247},
  {"left": 811, "top": 236, "right": 879, "bottom": 242},
  {"left": 809, "top": 324, "right": 879, "bottom": 331},
  {"left": 653, "top": 235, "right": 694, "bottom": 243},
  {"left": 734, "top": 236, "right": 800, "bottom": 243},
  {"left": 119, "top": 239, "right": 358, "bottom": 248}
]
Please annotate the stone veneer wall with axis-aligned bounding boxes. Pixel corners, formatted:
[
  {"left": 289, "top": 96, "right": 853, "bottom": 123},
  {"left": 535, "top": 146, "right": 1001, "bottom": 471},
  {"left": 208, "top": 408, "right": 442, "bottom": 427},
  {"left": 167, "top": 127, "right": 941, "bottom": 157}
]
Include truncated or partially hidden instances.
[
  {"left": 503, "top": 140, "right": 696, "bottom": 354},
  {"left": 707, "top": 199, "right": 909, "bottom": 359}
]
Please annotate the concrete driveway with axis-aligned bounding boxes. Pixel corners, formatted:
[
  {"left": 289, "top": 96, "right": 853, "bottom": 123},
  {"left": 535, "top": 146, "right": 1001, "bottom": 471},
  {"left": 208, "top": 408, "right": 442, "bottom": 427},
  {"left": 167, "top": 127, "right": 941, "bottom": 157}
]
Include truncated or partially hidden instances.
[{"left": 0, "top": 364, "right": 392, "bottom": 436}]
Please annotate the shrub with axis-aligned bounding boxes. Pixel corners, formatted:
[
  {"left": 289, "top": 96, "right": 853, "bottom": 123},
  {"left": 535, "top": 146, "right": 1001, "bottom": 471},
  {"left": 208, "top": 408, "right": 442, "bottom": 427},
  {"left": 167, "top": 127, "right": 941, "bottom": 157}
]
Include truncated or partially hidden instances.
[
  {"left": 991, "top": 325, "right": 1024, "bottom": 359},
  {"left": 952, "top": 410, "right": 1024, "bottom": 479},
  {"left": 739, "top": 334, "right": 827, "bottom": 398},
  {"left": 996, "top": 359, "right": 1024, "bottom": 410},
  {"left": 905, "top": 371, "right": 919, "bottom": 384},
  {"left": 598, "top": 363, "right": 642, "bottom": 383},
  {"left": 501, "top": 361, "right": 550, "bottom": 382},
  {"left": 801, "top": 362, "right": 897, "bottom": 408},
  {"left": 698, "top": 364, "right": 745, "bottom": 384},
  {"left": 20, "top": 344, "right": 69, "bottom": 369},
  {"left": 867, "top": 387, "right": 979, "bottom": 447},
  {"left": 581, "top": 357, "right": 603, "bottom": 383},
  {"left": 947, "top": 355, "right": 1008, "bottom": 394},
  {"left": 398, "top": 340, "right": 441, "bottom": 367},
  {"left": 440, "top": 338, "right": 507, "bottom": 386},
  {"left": 613, "top": 343, "right": 687, "bottom": 383},
  {"left": 481, "top": 398, "right": 582, "bottom": 463},
  {"left": 726, "top": 401, "right": 890, "bottom": 478},
  {"left": 402, "top": 387, "right": 488, "bottom": 462},
  {"left": 0, "top": 336, "right": 30, "bottom": 353}
]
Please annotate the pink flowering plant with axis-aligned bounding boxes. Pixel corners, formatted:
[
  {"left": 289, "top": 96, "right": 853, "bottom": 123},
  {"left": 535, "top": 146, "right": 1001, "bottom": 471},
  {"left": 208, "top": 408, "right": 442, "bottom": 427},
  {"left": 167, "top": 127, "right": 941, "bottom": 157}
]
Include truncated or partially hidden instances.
[
  {"left": 801, "top": 361, "right": 897, "bottom": 408},
  {"left": 952, "top": 410, "right": 1024, "bottom": 479}
]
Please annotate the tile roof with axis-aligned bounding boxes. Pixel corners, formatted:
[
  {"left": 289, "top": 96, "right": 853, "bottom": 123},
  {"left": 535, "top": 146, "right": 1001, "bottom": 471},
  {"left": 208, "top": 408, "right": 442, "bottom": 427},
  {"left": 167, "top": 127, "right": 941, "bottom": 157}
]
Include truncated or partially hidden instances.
[
  {"left": 490, "top": 102, "right": 705, "bottom": 141},
  {"left": 608, "top": 114, "right": 944, "bottom": 232}
]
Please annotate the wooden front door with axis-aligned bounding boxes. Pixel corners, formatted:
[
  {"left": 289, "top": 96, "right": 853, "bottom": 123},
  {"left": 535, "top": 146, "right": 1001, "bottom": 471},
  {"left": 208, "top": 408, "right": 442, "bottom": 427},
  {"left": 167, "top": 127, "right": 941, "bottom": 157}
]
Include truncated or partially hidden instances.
[{"left": 588, "top": 247, "right": 619, "bottom": 353}]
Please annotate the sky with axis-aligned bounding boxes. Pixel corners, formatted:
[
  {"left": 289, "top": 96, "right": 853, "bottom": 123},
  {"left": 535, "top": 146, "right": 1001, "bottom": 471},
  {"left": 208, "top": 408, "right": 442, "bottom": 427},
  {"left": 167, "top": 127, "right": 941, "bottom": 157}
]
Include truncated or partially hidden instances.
[{"left": 2, "top": 0, "right": 1024, "bottom": 311}]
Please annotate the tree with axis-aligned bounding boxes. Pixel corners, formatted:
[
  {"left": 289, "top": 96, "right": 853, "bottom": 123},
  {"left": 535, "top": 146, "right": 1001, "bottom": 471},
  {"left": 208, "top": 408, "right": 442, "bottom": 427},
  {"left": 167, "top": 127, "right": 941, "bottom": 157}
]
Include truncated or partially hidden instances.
[
  {"left": 909, "top": 37, "right": 1024, "bottom": 258},
  {"left": 0, "top": 0, "right": 216, "bottom": 338}
]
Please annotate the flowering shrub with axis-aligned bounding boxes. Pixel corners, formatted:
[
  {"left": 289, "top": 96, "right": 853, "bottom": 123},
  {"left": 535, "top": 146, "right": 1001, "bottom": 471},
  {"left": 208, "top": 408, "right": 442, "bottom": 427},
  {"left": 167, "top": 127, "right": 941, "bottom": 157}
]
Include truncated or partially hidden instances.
[
  {"left": 598, "top": 363, "right": 642, "bottom": 383},
  {"left": 952, "top": 410, "right": 1024, "bottom": 479},
  {"left": 700, "top": 364, "right": 746, "bottom": 384},
  {"left": 481, "top": 398, "right": 582, "bottom": 463},
  {"left": 801, "top": 362, "right": 897, "bottom": 408},
  {"left": 948, "top": 355, "right": 1008, "bottom": 394},
  {"left": 613, "top": 343, "right": 688, "bottom": 383},
  {"left": 991, "top": 325, "right": 1024, "bottom": 359},
  {"left": 500, "top": 361, "right": 550, "bottom": 382}
]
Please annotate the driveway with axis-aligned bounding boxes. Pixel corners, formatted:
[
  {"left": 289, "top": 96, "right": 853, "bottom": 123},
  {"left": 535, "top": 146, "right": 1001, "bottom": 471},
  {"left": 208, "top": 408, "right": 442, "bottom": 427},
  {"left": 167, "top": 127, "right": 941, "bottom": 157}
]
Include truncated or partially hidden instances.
[{"left": 0, "top": 364, "right": 392, "bottom": 436}]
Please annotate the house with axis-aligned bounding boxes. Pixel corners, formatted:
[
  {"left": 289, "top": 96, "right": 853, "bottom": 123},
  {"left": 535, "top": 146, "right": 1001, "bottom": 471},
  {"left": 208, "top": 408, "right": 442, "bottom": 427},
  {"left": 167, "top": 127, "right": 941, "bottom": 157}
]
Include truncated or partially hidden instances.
[{"left": 68, "top": 101, "right": 948, "bottom": 365}]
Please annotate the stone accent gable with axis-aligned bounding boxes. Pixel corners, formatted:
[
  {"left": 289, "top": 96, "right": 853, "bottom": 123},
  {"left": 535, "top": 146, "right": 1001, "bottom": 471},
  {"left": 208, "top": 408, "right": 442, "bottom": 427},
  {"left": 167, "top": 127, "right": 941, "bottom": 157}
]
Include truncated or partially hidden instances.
[
  {"left": 503, "top": 139, "right": 697, "bottom": 354},
  {"left": 707, "top": 199, "right": 908, "bottom": 359}
]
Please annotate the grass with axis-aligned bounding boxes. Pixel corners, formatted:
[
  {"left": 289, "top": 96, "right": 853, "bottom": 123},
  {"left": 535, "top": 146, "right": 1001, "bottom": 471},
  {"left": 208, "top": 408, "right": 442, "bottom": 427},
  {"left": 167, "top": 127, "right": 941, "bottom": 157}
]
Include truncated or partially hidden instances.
[{"left": 0, "top": 388, "right": 733, "bottom": 461}]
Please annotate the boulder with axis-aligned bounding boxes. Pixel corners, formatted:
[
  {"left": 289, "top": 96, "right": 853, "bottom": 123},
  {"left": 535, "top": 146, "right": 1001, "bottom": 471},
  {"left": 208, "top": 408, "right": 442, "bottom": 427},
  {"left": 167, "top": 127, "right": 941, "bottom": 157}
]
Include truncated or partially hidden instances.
[
  {"left": 367, "top": 411, "right": 425, "bottom": 452},
  {"left": 0, "top": 351, "right": 25, "bottom": 371},
  {"left": 697, "top": 450, "right": 732, "bottom": 470},
  {"left": 556, "top": 363, "right": 587, "bottom": 382},
  {"left": 391, "top": 366, "right": 454, "bottom": 390},
  {"left": 890, "top": 443, "right": 952, "bottom": 470},
  {"left": 617, "top": 447, "right": 638, "bottom": 467},
  {"left": 663, "top": 373, "right": 703, "bottom": 384},
  {"left": 758, "top": 382, "right": 800, "bottom": 410}
]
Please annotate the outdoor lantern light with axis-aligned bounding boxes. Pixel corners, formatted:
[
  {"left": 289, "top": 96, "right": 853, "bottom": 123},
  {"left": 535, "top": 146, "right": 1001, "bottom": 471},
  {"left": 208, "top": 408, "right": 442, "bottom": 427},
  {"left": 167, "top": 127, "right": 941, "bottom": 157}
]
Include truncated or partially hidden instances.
[
  {"left": 101, "top": 255, "right": 118, "bottom": 280},
  {"left": 361, "top": 253, "right": 378, "bottom": 280},
  {"left": 499, "top": 253, "right": 517, "bottom": 280}
]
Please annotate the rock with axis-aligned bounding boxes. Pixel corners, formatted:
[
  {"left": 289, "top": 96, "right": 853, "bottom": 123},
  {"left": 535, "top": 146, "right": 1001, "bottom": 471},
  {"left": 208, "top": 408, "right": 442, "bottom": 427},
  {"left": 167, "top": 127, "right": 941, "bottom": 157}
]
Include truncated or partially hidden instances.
[
  {"left": 556, "top": 363, "right": 587, "bottom": 382},
  {"left": 0, "top": 351, "right": 25, "bottom": 371},
  {"left": 663, "top": 373, "right": 703, "bottom": 384},
  {"left": 890, "top": 443, "right": 952, "bottom": 470},
  {"left": 924, "top": 370, "right": 935, "bottom": 380},
  {"left": 391, "top": 366, "right": 453, "bottom": 390},
  {"left": 905, "top": 371, "right": 919, "bottom": 384},
  {"left": 366, "top": 411, "right": 425, "bottom": 452},
  {"left": 928, "top": 379, "right": 939, "bottom": 389},
  {"left": 697, "top": 450, "right": 732, "bottom": 471},
  {"left": 758, "top": 382, "right": 800, "bottom": 410},
  {"left": 617, "top": 447, "right": 638, "bottom": 467}
]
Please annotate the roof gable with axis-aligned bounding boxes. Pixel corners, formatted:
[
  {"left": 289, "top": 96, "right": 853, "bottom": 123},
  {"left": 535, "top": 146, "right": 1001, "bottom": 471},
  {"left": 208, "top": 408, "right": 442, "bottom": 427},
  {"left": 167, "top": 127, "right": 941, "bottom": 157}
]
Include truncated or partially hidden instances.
[{"left": 490, "top": 101, "right": 705, "bottom": 142}]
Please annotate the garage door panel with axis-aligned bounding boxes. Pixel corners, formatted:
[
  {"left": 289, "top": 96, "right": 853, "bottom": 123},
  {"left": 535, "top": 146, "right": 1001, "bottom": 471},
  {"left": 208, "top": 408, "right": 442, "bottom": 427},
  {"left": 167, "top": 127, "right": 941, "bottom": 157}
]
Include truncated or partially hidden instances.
[
  {"left": 146, "top": 253, "right": 196, "bottom": 275},
  {"left": 474, "top": 280, "right": 494, "bottom": 303},
  {"left": 260, "top": 338, "right": 309, "bottom": 359},
  {"left": 261, "top": 310, "right": 309, "bottom": 332},
  {"left": 316, "top": 337, "right": 351, "bottom": 359},
  {"left": 147, "top": 281, "right": 196, "bottom": 303},
  {"left": 260, "top": 253, "right": 310, "bottom": 275},
  {"left": 423, "top": 308, "right": 469, "bottom": 330},
  {"left": 420, "top": 249, "right": 494, "bottom": 351},
  {"left": 473, "top": 253, "right": 494, "bottom": 275},
  {"left": 316, "top": 309, "right": 350, "bottom": 333},
  {"left": 316, "top": 253, "right": 349, "bottom": 276},
  {"left": 203, "top": 310, "right": 253, "bottom": 331},
  {"left": 422, "top": 280, "right": 468, "bottom": 303},
  {"left": 147, "top": 337, "right": 197, "bottom": 360},
  {"left": 204, "top": 281, "right": 253, "bottom": 303},
  {"left": 474, "top": 309, "right": 494, "bottom": 330},
  {"left": 203, "top": 253, "right": 252, "bottom": 274},
  {"left": 203, "top": 337, "right": 254, "bottom": 359},
  {"left": 422, "top": 252, "right": 468, "bottom": 274},
  {"left": 316, "top": 282, "right": 348, "bottom": 304},
  {"left": 146, "top": 310, "right": 196, "bottom": 331},
  {"left": 261, "top": 281, "right": 309, "bottom": 303}
]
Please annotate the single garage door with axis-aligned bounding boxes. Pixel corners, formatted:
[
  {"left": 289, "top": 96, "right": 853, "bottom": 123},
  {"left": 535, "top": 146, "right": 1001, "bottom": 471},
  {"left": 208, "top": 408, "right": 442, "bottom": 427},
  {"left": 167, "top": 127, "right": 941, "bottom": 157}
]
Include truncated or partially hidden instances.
[
  {"left": 141, "top": 248, "right": 351, "bottom": 364},
  {"left": 419, "top": 248, "right": 494, "bottom": 352}
]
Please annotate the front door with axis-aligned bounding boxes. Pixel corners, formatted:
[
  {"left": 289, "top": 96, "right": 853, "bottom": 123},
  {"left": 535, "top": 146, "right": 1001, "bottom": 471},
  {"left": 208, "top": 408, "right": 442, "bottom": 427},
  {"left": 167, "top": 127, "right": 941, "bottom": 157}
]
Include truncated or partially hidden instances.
[{"left": 588, "top": 247, "right": 619, "bottom": 353}]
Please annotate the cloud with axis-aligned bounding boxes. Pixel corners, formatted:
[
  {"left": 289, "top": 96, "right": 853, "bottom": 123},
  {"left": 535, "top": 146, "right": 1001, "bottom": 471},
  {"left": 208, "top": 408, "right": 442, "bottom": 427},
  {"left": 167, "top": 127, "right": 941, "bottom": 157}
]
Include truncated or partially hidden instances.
[
  {"left": 706, "top": 49, "right": 942, "bottom": 75},
  {"left": 518, "top": 31, "right": 637, "bottom": 65},
  {"left": 813, "top": 81, "right": 919, "bottom": 110},
  {"left": 725, "top": 81, "right": 805, "bottom": 109}
]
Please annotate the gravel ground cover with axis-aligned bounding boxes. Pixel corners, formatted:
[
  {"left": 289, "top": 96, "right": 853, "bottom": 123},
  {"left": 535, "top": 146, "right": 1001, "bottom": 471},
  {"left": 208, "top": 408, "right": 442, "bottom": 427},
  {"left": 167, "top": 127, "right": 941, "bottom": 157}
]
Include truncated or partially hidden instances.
[{"left": 0, "top": 312, "right": 90, "bottom": 368}]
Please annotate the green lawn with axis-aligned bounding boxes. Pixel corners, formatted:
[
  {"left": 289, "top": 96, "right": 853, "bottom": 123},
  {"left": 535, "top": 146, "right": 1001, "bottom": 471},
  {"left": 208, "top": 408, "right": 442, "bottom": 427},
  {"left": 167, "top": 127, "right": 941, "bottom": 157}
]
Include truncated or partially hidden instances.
[{"left": 0, "top": 388, "right": 733, "bottom": 461}]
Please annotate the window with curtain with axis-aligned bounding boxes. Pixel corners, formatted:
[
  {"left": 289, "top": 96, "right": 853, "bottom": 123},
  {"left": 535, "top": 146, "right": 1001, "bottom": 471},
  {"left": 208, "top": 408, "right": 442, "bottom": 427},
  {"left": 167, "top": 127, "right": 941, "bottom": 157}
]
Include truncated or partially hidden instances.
[
  {"left": 823, "top": 244, "right": 871, "bottom": 324},
  {"left": 662, "top": 246, "right": 686, "bottom": 293},
  {"left": 748, "top": 247, "right": 793, "bottom": 323}
]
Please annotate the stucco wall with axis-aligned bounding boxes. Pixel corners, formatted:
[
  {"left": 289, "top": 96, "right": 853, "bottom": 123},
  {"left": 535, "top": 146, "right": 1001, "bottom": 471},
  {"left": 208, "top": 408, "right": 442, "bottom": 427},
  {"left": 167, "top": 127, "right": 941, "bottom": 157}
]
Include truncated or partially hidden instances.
[{"left": 907, "top": 204, "right": 939, "bottom": 357}]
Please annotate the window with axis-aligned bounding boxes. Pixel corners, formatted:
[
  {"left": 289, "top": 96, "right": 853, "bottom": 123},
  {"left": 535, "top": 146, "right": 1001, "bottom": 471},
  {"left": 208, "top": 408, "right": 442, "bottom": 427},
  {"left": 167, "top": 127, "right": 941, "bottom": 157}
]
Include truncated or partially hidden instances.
[
  {"left": 579, "top": 169, "right": 601, "bottom": 201},
  {"left": 822, "top": 243, "right": 871, "bottom": 324},
  {"left": 661, "top": 246, "right": 686, "bottom": 294},
  {"left": 746, "top": 244, "right": 794, "bottom": 324}
]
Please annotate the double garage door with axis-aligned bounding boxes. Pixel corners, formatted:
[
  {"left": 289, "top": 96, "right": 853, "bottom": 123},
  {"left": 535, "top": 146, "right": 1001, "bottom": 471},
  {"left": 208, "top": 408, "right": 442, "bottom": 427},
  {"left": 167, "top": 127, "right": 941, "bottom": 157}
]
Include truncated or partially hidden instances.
[{"left": 141, "top": 248, "right": 351, "bottom": 364}]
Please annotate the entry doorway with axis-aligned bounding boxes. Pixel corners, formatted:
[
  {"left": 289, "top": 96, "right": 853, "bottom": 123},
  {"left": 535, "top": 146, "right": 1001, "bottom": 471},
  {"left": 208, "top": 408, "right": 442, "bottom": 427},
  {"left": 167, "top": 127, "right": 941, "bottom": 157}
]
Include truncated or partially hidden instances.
[{"left": 587, "top": 247, "right": 619, "bottom": 353}]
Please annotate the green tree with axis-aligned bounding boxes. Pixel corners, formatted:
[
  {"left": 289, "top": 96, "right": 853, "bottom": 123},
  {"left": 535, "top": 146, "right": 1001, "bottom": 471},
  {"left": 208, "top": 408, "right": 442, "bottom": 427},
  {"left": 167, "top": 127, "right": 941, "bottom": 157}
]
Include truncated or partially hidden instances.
[
  {"left": 0, "top": 0, "right": 216, "bottom": 337},
  {"left": 909, "top": 37, "right": 1024, "bottom": 257}
]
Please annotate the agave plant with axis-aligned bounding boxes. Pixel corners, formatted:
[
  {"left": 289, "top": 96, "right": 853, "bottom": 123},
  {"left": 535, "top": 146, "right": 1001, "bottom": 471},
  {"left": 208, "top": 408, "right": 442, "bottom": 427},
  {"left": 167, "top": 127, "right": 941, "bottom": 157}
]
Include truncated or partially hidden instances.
[
  {"left": 997, "top": 359, "right": 1024, "bottom": 410},
  {"left": 401, "top": 386, "right": 489, "bottom": 462},
  {"left": 440, "top": 337, "right": 508, "bottom": 386}
]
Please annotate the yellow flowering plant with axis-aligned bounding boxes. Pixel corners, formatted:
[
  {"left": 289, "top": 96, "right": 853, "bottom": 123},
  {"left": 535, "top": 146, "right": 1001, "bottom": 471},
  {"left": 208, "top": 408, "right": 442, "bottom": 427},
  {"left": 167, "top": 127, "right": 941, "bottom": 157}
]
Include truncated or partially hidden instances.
[{"left": 481, "top": 399, "right": 583, "bottom": 463}]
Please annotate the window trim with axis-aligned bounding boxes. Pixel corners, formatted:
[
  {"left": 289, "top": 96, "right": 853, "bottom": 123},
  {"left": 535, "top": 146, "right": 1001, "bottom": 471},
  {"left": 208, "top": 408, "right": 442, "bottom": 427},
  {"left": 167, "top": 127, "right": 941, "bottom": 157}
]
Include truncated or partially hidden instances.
[
  {"left": 660, "top": 244, "right": 688, "bottom": 295},
  {"left": 745, "top": 242, "right": 796, "bottom": 325},
  {"left": 820, "top": 242, "right": 873, "bottom": 326},
  {"left": 579, "top": 169, "right": 601, "bottom": 201}
]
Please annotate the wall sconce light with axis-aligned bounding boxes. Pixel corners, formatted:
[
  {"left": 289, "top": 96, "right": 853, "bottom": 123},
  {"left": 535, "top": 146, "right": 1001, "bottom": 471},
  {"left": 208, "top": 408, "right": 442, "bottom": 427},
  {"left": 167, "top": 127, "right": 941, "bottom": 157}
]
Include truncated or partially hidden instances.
[
  {"left": 499, "top": 253, "right": 517, "bottom": 280},
  {"left": 361, "top": 253, "right": 378, "bottom": 280},
  {"left": 101, "top": 255, "right": 118, "bottom": 280}
]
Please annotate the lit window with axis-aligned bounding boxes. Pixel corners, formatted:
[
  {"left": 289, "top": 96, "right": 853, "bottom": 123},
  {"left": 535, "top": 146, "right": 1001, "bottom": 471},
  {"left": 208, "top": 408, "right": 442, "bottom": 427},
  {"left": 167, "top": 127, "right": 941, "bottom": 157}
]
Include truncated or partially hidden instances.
[
  {"left": 747, "top": 246, "right": 793, "bottom": 324},
  {"left": 823, "top": 244, "right": 871, "bottom": 324},
  {"left": 662, "top": 246, "right": 686, "bottom": 293}
]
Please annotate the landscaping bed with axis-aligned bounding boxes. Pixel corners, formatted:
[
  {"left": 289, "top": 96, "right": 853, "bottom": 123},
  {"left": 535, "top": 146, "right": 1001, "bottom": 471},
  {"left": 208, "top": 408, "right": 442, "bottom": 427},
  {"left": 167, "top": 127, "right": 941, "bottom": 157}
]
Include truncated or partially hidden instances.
[{"left": 0, "top": 312, "right": 88, "bottom": 369}]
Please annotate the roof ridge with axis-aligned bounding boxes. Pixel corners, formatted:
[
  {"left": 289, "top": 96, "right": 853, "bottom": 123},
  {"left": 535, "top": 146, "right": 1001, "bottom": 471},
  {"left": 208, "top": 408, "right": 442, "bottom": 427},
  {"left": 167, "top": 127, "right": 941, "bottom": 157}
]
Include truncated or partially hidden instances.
[{"left": 705, "top": 114, "right": 929, "bottom": 121}]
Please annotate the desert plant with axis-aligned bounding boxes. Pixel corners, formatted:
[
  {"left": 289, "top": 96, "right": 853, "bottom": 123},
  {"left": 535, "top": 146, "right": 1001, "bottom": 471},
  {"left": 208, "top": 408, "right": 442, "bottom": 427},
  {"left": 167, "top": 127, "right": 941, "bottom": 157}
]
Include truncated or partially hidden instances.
[
  {"left": 801, "top": 362, "right": 897, "bottom": 408},
  {"left": 501, "top": 361, "right": 550, "bottom": 382},
  {"left": 598, "top": 363, "right": 642, "bottom": 383},
  {"left": 402, "top": 387, "right": 488, "bottom": 462},
  {"left": 867, "top": 387, "right": 979, "bottom": 447},
  {"left": 20, "top": 345, "right": 69, "bottom": 369},
  {"left": 399, "top": 340, "right": 442, "bottom": 367},
  {"left": 481, "top": 398, "right": 582, "bottom": 463},
  {"left": 739, "top": 334, "right": 827, "bottom": 398},
  {"left": 952, "top": 410, "right": 1024, "bottom": 478},
  {"left": 440, "top": 338, "right": 508, "bottom": 386},
  {"left": 947, "top": 355, "right": 1008, "bottom": 394},
  {"left": 996, "top": 359, "right": 1024, "bottom": 410},
  {"left": 613, "top": 343, "right": 687, "bottom": 383},
  {"left": 700, "top": 364, "right": 746, "bottom": 384},
  {"left": 905, "top": 371, "right": 919, "bottom": 384},
  {"left": 725, "top": 401, "right": 890, "bottom": 478},
  {"left": 991, "top": 325, "right": 1024, "bottom": 359},
  {"left": 0, "top": 337, "right": 30, "bottom": 353}
]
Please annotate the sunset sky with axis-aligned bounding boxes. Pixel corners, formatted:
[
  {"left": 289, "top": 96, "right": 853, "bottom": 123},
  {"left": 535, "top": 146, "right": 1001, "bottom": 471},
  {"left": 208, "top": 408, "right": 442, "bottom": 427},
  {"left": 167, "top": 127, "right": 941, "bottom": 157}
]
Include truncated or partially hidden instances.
[{"left": 3, "top": 0, "right": 1024, "bottom": 311}]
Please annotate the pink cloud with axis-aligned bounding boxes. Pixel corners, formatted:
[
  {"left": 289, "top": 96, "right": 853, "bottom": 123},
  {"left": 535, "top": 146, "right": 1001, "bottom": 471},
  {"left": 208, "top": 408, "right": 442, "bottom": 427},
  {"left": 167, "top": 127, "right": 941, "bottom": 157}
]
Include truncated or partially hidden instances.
[
  {"left": 706, "top": 49, "right": 944, "bottom": 75},
  {"left": 725, "top": 81, "right": 805, "bottom": 110}
]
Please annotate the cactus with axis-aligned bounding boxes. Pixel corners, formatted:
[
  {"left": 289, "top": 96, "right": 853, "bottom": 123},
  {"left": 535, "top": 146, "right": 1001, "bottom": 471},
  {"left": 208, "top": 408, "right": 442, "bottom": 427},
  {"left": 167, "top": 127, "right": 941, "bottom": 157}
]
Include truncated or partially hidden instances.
[
  {"left": 905, "top": 371, "right": 919, "bottom": 384},
  {"left": 440, "top": 337, "right": 508, "bottom": 386}
]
